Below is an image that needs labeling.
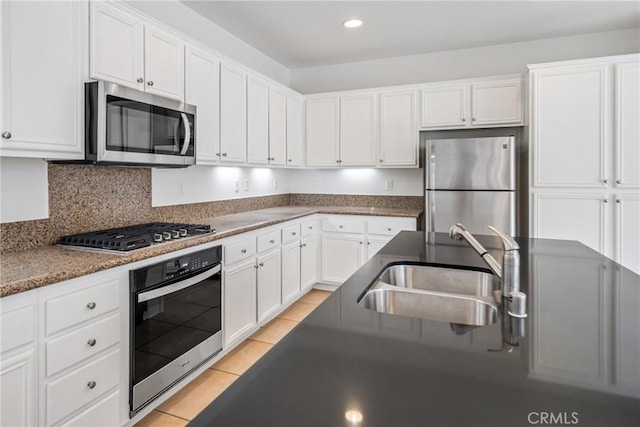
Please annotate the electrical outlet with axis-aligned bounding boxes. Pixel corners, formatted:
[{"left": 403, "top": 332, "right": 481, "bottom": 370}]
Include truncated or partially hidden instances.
[
  {"left": 243, "top": 179, "right": 249, "bottom": 192},
  {"left": 385, "top": 180, "right": 393, "bottom": 191},
  {"left": 234, "top": 180, "right": 240, "bottom": 192}
]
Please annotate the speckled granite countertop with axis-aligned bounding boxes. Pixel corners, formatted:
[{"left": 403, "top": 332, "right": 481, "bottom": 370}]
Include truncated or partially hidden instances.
[{"left": 0, "top": 206, "right": 421, "bottom": 298}]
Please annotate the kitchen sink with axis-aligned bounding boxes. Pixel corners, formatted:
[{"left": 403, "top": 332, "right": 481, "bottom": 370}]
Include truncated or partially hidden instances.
[{"left": 357, "top": 264, "right": 499, "bottom": 326}]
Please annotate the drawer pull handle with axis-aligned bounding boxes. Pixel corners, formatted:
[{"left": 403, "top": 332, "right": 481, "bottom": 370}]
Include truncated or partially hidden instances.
[
  {"left": 292, "top": 232, "right": 297, "bottom": 236},
  {"left": 86, "top": 302, "right": 96, "bottom": 310},
  {"left": 259, "top": 262, "right": 264, "bottom": 267},
  {"left": 87, "top": 339, "right": 97, "bottom": 347},
  {"left": 339, "top": 225, "right": 343, "bottom": 229},
  {"left": 87, "top": 381, "right": 97, "bottom": 389},
  {"left": 269, "top": 239, "right": 275, "bottom": 244},
  {"left": 387, "top": 228, "right": 392, "bottom": 231},
  {"left": 241, "top": 249, "right": 247, "bottom": 254},
  {"left": 300, "top": 244, "right": 307, "bottom": 248},
  {"left": 308, "top": 226, "right": 313, "bottom": 230}
]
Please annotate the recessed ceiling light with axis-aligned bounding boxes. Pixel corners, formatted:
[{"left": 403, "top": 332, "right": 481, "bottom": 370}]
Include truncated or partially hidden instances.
[{"left": 342, "top": 19, "right": 363, "bottom": 29}]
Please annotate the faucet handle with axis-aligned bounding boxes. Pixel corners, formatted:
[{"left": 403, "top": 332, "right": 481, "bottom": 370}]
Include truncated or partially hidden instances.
[{"left": 487, "top": 226, "right": 519, "bottom": 251}]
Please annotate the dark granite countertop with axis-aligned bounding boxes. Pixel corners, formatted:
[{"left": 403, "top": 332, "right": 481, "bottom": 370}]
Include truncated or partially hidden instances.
[
  {"left": 0, "top": 206, "right": 421, "bottom": 297},
  {"left": 191, "top": 231, "right": 640, "bottom": 427}
]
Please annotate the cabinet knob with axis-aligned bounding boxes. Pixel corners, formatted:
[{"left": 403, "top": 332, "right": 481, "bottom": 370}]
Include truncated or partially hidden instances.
[
  {"left": 86, "top": 302, "right": 96, "bottom": 310},
  {"left": 387, "top": 227, "right": 392, "bottom": 231},
  {"left": 216, "top": 153, "right": 221, "bottom": 157},
  {"left": 254, "top": 264, "right": 259, "bottom": 269},
  {"left": 472, "top": 117, "right": 476, "bottom": 122},
  {"left": 616, "top": 179, "right": 622, "bottom": 184},
  {"left": 359, "top": 241, "right": 363, "bottom": 245},
  {"left": 87, "top": 381, "right": 97, "bottom": 389},
  {"left": 292, "top": 232, "right": 297, "bottom": 236},
  {"left": 87, "top": 339, "right": 97, "bottom": 347},
  {"left": 339, "top": 225, "right": 343, "bottom": 229},
  {"left": 379, "top": 159, "right": 384, "bottom": 163},
  {"left": 222, "top": 153, "right": 227, "bottom": 157},
  {"left": 259, "top": 262, "right": 264, "bottom": 267},
  {"left": 147, "top": 81, "right": 154, "bottom": 86},
  {"left": 2, "top": 131, "right": 11, "bottom": 139},
  {"left": 137, "top": 77, "right": 143, "bottom": 83},
  {"left": 288, "top": 159, "right": 292, "bottom": 162},
  {"left": 603, "top": 179, "right": 608, "bottom": 184},
  {"left": 461, "top": 118, "right": 466, "bottom": 122},
  {"left": 616, "top": 199, "right": 621, "bottom": 203},
  {"left": 308, "top": 226, "right": 313, "bottom": 230},
  {"left": 240, "top": 249, "right": 247, "bottom": 254},
  {"left": 269, "top": 239, "right": 275, "bottom": 244},
  {"left": 603, "top": 199, "right": 609, "bottom": 203},
  {"left": 336, "top": 159, "right": 342, "bottom": 163}
]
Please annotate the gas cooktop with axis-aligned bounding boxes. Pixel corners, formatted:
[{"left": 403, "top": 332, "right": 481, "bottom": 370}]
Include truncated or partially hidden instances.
[{"left": 59, "top": 222, "right": 215, "bottom": 253}]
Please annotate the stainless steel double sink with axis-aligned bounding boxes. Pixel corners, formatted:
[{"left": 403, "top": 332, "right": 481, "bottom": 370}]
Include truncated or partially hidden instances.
[{"left": 357, "top": 263, "right": 499, "bottom": 326}]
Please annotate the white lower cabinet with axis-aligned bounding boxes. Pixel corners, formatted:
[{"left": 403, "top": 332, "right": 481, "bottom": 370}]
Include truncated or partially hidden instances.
[
  {"left": 300, "top": 235, "right": 318, "bottom": 292},
  {"left": 615, "top": 195, "right": 640, "bottom": 274},
  {"left": 281, "top": 241, "right": 302, "bottom": 305},
  {"left": 224, "top": 258, "right": 257, "bottom": 346},
  {"left": 321, "top": 234, "right": 364, "bottom": 284},
  {"left": 366, "top": 237, "right": 390, "bottom": 260},
  {"left": 0, "top": 348, "right": 37, "bottom": 427},
  {"left": 64, "top": 390, "right": 119, "bottom": 427},
  {"left": 256, "top": 249, "right": 282, "bottom": 323}
]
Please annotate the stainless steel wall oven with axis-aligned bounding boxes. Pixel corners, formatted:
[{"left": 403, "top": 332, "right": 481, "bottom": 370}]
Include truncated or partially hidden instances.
[{"left": 129, "top": 246, "right": 222, "bottom": 416}]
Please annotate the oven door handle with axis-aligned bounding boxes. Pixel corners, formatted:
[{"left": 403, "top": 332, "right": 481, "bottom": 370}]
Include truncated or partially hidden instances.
[
  {"left": 137, "top": 264, "right": 221, "bottom": 303},
  {"left": 179, "top": 113, "right": 191, "bottom": 156}
]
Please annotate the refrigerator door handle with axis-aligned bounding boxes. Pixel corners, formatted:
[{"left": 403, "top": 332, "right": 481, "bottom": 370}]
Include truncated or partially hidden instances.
[
  {"left": 427, "top": 142, "right": 436, "bottom": 189},
  {"left": 426, "top": 191, "right": 436, "bottom": 232}
]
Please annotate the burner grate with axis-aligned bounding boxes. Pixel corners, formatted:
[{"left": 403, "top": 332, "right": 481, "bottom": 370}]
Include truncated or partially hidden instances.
[{"left": 59, "top": 222, "right": 214, "bottom": 252}]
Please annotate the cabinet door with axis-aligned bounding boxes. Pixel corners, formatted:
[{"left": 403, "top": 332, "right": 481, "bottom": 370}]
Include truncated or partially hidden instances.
[
  {"left": 470, "top": 78, "right": 522, "bottom": 126},
  {"left": 614, "top": 61, "right": 640, "bottom": 189},
  {"left": 0, "top": 349, "right": 37, "bottom": 427},
  {"left": 531, "top": 65, "right": 609, "bottom": 187},
  {"left": 366, "top": 237, "right": 390, "bottom": 260},
  {"left": 286, "top": 93, "right": 303, "bottom": 166},
  {"left": 257, "top": 250, "right": 282, "bottom": 323},
  {"left": 615, "top": 195, "right": 640, "bottom": 275},
  {"left": 220, "top": 62, "right": 247, "bottom": 163},
  {"left": 247, "top": 76, "right": 269, "bottom": 165},
  {"left": 224, "top": 259, "right": 256, "bottom": 346},
  {"left": 321, "top": 235, "right": 363, "bottom": 284},
  {"left": 420, "top": 84, "right": 467, "bottom": 129},
  {"left": 143, "top": 26, "right": 184, "bottom": 100},
  {"left": 300, "top": 236, "right": 318, "bottom": 292},
  {"left": 379, "top": 90, "right": 418, "bottom": 166},
  {"left": 531, "top": 192, "right": 609, "bottom": 256},
  {"left": 89, "top": 1, "right": 143, "bottom": 90},
  {"left": 281, "top": 241, "right": 301, "bottom": 305},
  {"left": 306, "top": 97, "right": 339, "bottom": 167},
  {"left": 269, "top": 87, "right": 287, "bottom": 166},
  {"left": 340, "top": 94, "right": 376, "bottom": 166},
  {"left": 1, "top": 0, "right": 85, "bottom": 159},
  {"left": 186, "top": 46, "right": 220, "bottom": 165}
]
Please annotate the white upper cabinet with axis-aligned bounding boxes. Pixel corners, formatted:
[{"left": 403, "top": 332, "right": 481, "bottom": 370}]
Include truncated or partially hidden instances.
[
  {"left": 420, "top": 84, "right": 467, "bottom": 128},
  {"left": 143, "top": 26, "right": 184, "bottom": 100},
  {"left": 470, "top": 78, "right": 522, "bottom": 126},
  {"left": 286, "top": 93, "right": 303, "bottom": 166},
  {"left": 420, "top": 76, "right": 522, "bottom": 129},
  {"left": 90, "top": 2, "right": 184, "bottom": 100},
  {"left": 185, "top": 46, "right": 220, "bottom": 165},
  {"left": 306, "top": 97, "right": 340, "bottom": 167},
  {"left": 379, "top": 89, "right": 418, "bottom": 167},
  {"left": 247, "top": 76, "right": 270, "bottom": 165},
  {"left": 269, "top": 86, "right": 287, "bottom": 166},
  {"left": 530, "top": 64, "right": 608, "bottom": 188},
  {"left": 614, "top": 61, "right": 640, "bottom": 189},
  {"left": 220, "top": 62, "right": 247, "bottom": 163},
  {"left": 340, "top": 94, "right": 376, "bottom": 166},
  {"left": 0, "top": 0, "right": 86, "bottom": 159}
]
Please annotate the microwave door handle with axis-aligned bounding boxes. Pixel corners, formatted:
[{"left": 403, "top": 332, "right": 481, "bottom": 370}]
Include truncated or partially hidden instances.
[
  {"left": 137, "top": 264, "right": 220, "bottom": 303},
  {"left": 179, "top": 113, "right": 191, "bottom": 156}
]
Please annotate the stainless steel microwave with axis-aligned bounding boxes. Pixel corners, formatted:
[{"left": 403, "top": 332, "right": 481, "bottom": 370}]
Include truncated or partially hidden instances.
[{"left": 84, "top": 81, "right": 196, "bottom": 167}]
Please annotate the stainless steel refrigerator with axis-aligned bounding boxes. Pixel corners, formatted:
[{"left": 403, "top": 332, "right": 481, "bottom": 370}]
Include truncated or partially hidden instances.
[{"left": 425, "top": 136, "right": 516, "bottom": 236}]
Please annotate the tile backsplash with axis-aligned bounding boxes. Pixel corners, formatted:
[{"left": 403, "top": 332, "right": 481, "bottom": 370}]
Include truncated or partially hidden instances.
[{"left": 0, "top": 164, "right": 422, "bottom": 253}]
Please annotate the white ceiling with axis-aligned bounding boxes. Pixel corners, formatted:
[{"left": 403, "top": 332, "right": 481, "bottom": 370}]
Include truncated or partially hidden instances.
[{"left": 179, "top": 1, "right": 640, "bottom": 69}]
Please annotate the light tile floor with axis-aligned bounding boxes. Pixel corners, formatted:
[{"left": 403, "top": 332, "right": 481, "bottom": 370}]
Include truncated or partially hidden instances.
[{"left": 136, "top": 290, "right": 331, "bottom": 426}]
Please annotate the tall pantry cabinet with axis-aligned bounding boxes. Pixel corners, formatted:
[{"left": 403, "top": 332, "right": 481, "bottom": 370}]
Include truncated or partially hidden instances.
[{"left": 528, "top": 54, "right": 640, "bottom": 274}]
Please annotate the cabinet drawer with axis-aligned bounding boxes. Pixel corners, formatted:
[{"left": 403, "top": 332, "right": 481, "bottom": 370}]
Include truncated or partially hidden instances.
[
  {"left": 46, "top": 349, "right": 119, "bottom": 426},
  {"left": 282, "top": 224, "right": 301, "bottom": 243},
  {"left": 322, "top": 217, "right": 364, "bottom": 234},
  {"left": 63, "top": 390, "right": 119, "bottom": 427},
  {"left": 257, "top": 230, "right": 281, "bottom": 253},
  {"left": 46, "top": 313, "right": 120, "bottom": 377},
  {"left": 301, "top": 219, "right": 320, "bottom": 237},
  {"left": 225, "top": 238, "right": 256, "bottom": 265},
  {"left": 1, "top": 304, "right": 36, "bottom": 353},
  {"left": 45, "top": 279, "right": 120, "bottom": 336},
  {"left": 368, "top": 218, "right": 416, "bottom": 236}
]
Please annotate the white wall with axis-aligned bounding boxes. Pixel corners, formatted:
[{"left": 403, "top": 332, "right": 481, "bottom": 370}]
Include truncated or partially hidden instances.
[
  {"left": 151, "top": 166, "right": 291, "bottom": 207},
  {"left": 123, "top": 0, "right": 290, "bottom": 86},
  {"left": 0, "top": 158, "right": 48, "bottom": 223},
  {"left": 290, "top": 28, "right": 640, "bottom": 93}
]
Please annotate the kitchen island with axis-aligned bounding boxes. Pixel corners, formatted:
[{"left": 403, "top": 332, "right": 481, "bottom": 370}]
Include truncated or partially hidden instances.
[{"left": 191, "top": 231, "right": 640, "bottom": 427}]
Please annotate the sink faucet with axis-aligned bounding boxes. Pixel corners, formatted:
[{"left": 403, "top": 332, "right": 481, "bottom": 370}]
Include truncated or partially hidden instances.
[{"left": 449, "top": 223, "right": 520, "bottom": 298}]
